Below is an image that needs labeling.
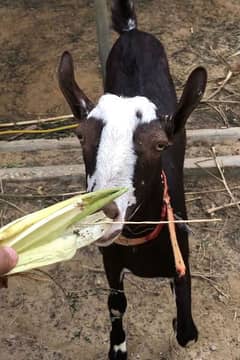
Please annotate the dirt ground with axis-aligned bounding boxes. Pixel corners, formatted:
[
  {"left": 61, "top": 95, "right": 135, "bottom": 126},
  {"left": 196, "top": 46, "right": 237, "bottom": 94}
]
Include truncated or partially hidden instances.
[
  {"left": 0, "top": 0, "right": 240, "bottom": 359},
  {"left": 0, "top": 0, "right": 240, "bottom": 130},
  {"left": 0, "top": 177, "right": 240, "bottom": 360}
]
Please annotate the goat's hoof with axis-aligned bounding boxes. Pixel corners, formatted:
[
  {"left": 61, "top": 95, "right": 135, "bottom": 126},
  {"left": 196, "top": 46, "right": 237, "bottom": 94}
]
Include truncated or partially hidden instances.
[
  {"left": 173, "top": 318, "right": 198, "bottom": 347},
  {"left": 109, "top": 348, "right": 127, "bottom": 360}
]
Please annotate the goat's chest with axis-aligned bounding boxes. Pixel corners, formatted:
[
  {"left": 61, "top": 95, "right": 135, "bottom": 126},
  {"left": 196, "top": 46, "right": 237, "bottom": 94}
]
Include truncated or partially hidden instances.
[{"left": 121, "top": 234, "right": 178, "bottom": 278}]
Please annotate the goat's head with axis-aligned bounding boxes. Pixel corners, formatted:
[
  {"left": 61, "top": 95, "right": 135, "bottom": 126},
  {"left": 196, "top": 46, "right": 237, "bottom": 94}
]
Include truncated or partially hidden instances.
[{"left": 58, "top": 51, "right": 207, "bottom": 245}]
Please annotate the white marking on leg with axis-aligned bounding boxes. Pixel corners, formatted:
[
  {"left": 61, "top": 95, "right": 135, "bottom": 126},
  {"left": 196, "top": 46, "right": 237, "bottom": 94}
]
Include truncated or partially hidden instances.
[
  {"left": 120, "top": 267, "right": 131, "bottom": 282},
  {"left": 113, "top": 341, "right": 127, "bottom": 353},
  {"left": 185, "top": 339, "right": 197, "bottom": 348},
  {"left": 111, "top": 309, "right": 122, "bottom": 317}
]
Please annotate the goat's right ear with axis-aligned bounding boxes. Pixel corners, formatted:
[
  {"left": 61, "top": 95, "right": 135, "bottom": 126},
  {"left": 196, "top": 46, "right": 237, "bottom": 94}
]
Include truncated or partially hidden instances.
[
  {"left": 58, "top": 51, "right": 93, "bottom": 121},
  {"left": 173, "top": 67, "right": 207, "bottom": 134}
]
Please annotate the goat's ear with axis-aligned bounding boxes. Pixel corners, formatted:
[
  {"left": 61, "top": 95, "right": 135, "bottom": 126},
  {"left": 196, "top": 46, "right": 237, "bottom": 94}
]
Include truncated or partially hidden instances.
[
  {"left": 173, "top": 67, "right": 207, "bottom": 134},
  {"left": 58, "top": 51, "right": 94, "bottom": 121}
]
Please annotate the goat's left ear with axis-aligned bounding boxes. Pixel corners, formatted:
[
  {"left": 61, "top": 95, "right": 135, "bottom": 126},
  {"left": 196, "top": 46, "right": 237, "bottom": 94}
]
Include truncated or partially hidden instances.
[
  {"left": 173, "top": 67, "right": 207, "bottom": 134},
  {"left": 58, "top": 51, "right": 94, "bottom": 121}
]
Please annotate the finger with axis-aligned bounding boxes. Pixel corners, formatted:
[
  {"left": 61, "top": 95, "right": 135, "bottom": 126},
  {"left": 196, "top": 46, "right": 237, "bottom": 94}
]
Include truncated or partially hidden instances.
[{"left": 0, "top": 247, "right": 18, "bottom": 275}]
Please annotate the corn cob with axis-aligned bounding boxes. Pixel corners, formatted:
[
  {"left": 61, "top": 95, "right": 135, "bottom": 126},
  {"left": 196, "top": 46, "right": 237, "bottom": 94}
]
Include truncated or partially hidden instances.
[
  {"left": 0, "top": 189, "right": 122, "bottom": 243},
  {"left": 8, "top": 212, "right": 108, "bottom": 275},
  {"left": 0, "top": 188, "right": 126, "bottom": 275}
]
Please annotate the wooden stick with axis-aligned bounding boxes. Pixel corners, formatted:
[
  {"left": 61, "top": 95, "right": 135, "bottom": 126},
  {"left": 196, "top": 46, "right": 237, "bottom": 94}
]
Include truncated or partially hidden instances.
[
  {"left": 202, "top": 99, "right": 240, "bottom": 104},
  {"left": 187, "top": 127, "right": 240, "bottom": 145},
  {"left": 194, "top": 159, "right": 227, "bottom": 183},
  {"left": 94, "top": 0, "right": 111, "bottom": 83},
  {"left": 0, "top": 194, "right": 192, "bottom": 208},
  {"left": 0, "top": 191, "right": 84, "bottom": 199},
  {"left": 192, "top": 273, "right": 229, "bottom": 299},
  {"left": 191, "top": 272, "right": 223, "bottom": 279},
  {"left": 187, "top": 155, "right": 240, "bottom": 179},
  {"left": 1, "top": 157, "right": 239, "bottom": 183},
  {"left": 1, "top": 128, "right": 239, "bottom": 153},
  {"left": 185, "top": 185, "right": 240, "bottom": 196},
  {"left": 207, "top": 200, "right": 240, "bottom": 214},
  {"left": 206, "top": 102, "right": 229, "bottom": 127},
  {"left": 0, "top": 114, "right": 73, "bottom": 128},
  {"left": 206, "top": 70, "right": 233, "bottom": 100},
  {"left": 186, "top": 197, "right": 202, "bottom": 202},
  {"left": 0, "top": 199, "right": 27, "bottom": 214},
  {"left": 211, "top": 146, "right": 240, "bottom": 211},
  {"left": 229, "top": 50, "right": 240, "bottom": 57},
  {"left": 0, "top": 124, "right": 78, "bottom": 136},
  {"left": 82, "top": 218, "right": 222, "bottom": 226}
]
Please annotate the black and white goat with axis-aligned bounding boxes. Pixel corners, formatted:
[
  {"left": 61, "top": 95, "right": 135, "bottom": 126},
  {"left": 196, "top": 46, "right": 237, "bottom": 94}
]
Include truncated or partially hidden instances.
[{"left": 58, "top": 0, "right": 207, "bottom": 358}]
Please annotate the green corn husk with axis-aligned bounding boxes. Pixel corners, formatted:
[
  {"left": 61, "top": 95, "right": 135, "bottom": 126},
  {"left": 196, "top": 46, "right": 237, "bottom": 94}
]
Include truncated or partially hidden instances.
[{"left": 0, "top": 188, "right": 126, "bottom": 275}]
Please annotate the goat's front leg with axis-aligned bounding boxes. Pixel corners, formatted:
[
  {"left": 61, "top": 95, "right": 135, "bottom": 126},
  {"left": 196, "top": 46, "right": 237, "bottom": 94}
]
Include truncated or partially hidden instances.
[
  {"left": 103, "top": 252, "right": 128, "bottom": 360},
  {"left": 108, "top": 285, "right": 127, "bottom": 360},
  {"left": 173, "top": 269, "right": 198, "bottom": 347}
]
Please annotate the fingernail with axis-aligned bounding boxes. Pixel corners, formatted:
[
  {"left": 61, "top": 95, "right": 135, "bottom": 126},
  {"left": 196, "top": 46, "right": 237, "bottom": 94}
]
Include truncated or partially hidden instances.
[{"left": 2, "top": 247, "right": 18, "bottom": 266}]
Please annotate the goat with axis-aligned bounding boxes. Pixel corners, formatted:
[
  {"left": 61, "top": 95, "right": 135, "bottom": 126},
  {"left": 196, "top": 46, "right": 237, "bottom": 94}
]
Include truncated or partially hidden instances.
[{"left": 58, "top": 1, "right": 207, "bottom": 358}]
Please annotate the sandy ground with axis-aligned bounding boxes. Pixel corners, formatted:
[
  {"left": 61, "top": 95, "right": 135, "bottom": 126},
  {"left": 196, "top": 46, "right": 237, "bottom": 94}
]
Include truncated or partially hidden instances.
[
  {"left": 0, "top": 176, "right": 240, "bottom": 360},
  {"left": 0, "top": 0, "right": 240, "bottom": 359},
  {"left": 0, "top": 0, "right": 240, "bottom": 130}
]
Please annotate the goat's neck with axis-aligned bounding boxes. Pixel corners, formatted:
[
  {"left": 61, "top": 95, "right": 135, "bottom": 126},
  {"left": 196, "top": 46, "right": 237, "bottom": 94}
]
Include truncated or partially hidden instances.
[{"left": 123, "top": 171, "right": 164, "bottom": 238}]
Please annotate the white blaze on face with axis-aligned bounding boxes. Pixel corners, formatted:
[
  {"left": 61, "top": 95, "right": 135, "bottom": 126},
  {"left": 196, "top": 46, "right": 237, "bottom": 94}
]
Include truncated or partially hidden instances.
[{"left": 87, "top": 94, "right": 157, "bottom": 224}]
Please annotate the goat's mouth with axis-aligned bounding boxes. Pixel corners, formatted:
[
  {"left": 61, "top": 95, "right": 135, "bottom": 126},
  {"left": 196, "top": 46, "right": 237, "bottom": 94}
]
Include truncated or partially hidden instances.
[
  {"left": 95, "top": 215, "right": 123, "bottom": 247},
  {"left": 94, "top": 197, "right": 132, "bottom": 247},
  {"left": 96, "top": 229, "right": 122, "bottom": 247},
  {"left": 95, "top": 201, "right": 124, "bottom": 247}
]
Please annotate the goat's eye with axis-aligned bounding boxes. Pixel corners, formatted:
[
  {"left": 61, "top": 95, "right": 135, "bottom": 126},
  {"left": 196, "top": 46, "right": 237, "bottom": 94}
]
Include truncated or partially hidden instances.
[{"left": 155, "top": 143, "right": 166, "bottom": 151}]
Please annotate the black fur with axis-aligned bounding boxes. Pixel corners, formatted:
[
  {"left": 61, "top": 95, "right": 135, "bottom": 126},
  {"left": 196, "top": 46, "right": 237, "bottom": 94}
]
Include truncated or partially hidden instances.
[
  {"left": 104, "top": 17, "right": 206, "bottom": 355},
  {"left": 111, "top": 0, "right": 137, "bottom": 33},
  {"left": 58, "top": 1, "right": 207, "bottom": 359}
]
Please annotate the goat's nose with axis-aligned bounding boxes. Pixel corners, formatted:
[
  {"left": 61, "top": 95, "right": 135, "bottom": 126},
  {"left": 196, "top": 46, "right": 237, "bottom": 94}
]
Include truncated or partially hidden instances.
[{"left": 102, "top": 201, "right": 119, "bottom": 220}]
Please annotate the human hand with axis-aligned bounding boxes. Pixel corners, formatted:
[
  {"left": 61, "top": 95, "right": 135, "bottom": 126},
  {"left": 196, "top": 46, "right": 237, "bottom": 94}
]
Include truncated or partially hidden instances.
[{"left": 0, "top": 247, "right": 18, "bottom": 288}]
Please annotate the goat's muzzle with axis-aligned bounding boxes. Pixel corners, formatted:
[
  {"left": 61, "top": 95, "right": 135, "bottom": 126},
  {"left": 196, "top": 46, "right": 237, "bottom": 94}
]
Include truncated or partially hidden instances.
[
  {"left": 102, "top": 201, "right": 119, "bottom": 220},
  {"left": 96, "top": 201, "right": 123, "bottom": 247}
]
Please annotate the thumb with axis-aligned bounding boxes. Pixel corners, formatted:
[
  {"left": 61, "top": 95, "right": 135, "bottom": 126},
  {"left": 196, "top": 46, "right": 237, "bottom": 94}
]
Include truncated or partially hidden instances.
[{"left": 0, "top": 247, "right": 18, "bottom": 275}]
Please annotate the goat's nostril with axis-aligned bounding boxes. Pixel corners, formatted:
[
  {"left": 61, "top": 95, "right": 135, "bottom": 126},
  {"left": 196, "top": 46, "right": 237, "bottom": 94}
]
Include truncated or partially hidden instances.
[{"left": 102, "top": 201, "right": 119, "bottom": 220}]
